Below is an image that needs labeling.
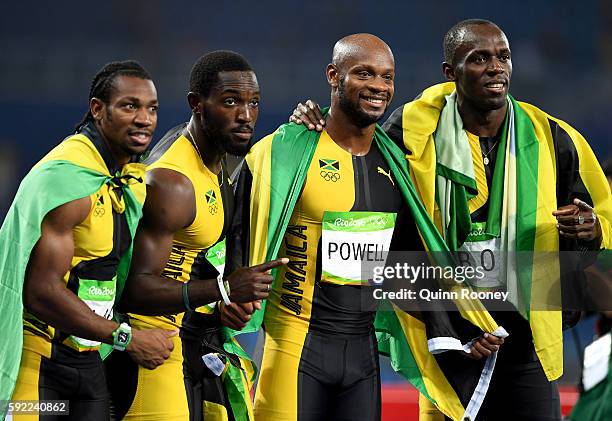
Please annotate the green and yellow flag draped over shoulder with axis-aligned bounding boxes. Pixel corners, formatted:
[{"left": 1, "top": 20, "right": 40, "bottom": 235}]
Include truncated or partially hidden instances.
[
  {"left": 0, "top": 127, "right": 145, "bottom": 418},
  {"left": 225, "top": 121, "right": 511, "bottom": 420},
  {"left": 387, "top": 82, "right": 612, "bottom": 383}
]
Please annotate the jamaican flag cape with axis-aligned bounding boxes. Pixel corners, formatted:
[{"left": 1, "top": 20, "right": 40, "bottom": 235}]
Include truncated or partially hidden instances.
[
  {"left": 224, "top": 121, "right": 514, "bottom": 420},
  {"left": 382, "top": 82, "right": 612, "bottom": 384},
  {"left": 220, "top": 338, "right": 256, "bottom": 421},
  {"left": 0, "top": 123, "right": 145, "bottom": 418}
]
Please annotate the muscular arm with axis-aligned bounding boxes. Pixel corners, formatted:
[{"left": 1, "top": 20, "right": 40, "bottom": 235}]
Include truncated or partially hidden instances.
[
  {"left": 24, "top": 194, "right": 178, "bottom": 368},
  {"left": 119, "top": 168, "right": 221, "bottom": 314},
  {"left": 119, "top": 167, "right": 282, "bottom": 315},
  {"left": 23, "top": 196, "right": 119, "bottom": 344}
]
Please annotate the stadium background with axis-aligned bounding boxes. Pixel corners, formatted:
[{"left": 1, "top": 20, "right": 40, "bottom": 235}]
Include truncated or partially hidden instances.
[{"left": 1, "top": 1, "right": 610, "bottom": 418}]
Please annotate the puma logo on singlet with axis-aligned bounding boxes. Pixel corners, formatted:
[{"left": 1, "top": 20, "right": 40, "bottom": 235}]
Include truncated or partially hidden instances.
[{"left": 377, "top": 167, "right": 394, "bottom": 186}]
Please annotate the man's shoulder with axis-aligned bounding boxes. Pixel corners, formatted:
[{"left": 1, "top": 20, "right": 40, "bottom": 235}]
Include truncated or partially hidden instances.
[
  {"left": 35, "top": 132, "right": 96, "bottom": 166},
  {"left": 146, "top": 166, "right": 194, "bottom": 201},
  {"left": 27, "top": 132, "right": 116, "bottom": 188},
  {"left": 24, "top": 141, "right": 107, "bottom": 196},
  {"left": 43, "top": 195, "right": 92, "bottom": 231},
  {"left": 250, "top": 130, "right": 278, "bottom": 153},
  {"left": 248, "top": 123, "right": 305, "bottom": 155},
  {"left": 515, "top": 100, "right": 550, "bottom": 119},
  {"left": 145, "top": 125, "right": 200, "bottom": 184},
  {"left": 143, "top": 167, "right": 196, "bottom": 228},
  {"left": 142, "top": 123, "right": 187, "bottom": 166},
  {"left": 515, "top": 100, "right": 585, "bottom": 140}
]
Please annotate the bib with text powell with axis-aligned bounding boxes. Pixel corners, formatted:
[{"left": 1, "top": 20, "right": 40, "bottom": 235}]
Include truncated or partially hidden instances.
[{"left": 322, "top": 211, "right": 396, "bottom": 285}]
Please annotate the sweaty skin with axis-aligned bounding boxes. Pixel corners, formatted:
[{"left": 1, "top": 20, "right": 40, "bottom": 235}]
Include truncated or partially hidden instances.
[
  {"left": 91, "top": 76, "right": 158, "bottom": 165},
  {"left": 119, "top": 70, "right": 285, "bottom": 319},
  {"left": 326, "top": 34, "right": 395, "bottom": 155},
  {"left": 288, "top": 32, "right": 506, "bottom": 359},
  {"left": 119, "top": 168, "right": 283, "bottom": 315},
  {"left": 23, "top": 75, "right": 176, "bottom": 370},
  {"left": 442, "top": 23, "right": 511, "bottom": 137},
  {"left": 290, "top": 22, "right": 604, "bottom": 315}
]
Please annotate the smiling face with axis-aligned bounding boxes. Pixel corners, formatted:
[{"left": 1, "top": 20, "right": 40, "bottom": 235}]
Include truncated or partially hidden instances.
[
  {"left": 443, "top": 23, "right": 512, "bottom": 112},
  {"left": 91, "top": 75, "right": 158, "bottom": 162},
  {"left": 195, "top": 70, "right": 259, "bottom": 156},
  {"left": 329, "top": 37, "right": 395, "bottom": 127}
]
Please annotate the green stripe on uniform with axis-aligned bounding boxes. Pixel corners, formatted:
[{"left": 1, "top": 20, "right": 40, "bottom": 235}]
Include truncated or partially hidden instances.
[{"left": 513, "top": 97, "right": 540, "bottom": 318}]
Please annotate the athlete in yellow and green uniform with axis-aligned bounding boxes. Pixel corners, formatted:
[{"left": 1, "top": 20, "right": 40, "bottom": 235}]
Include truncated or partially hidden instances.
[
  {"left": 224, "top": 34, "right": 501, "bottom": 421},
  {"left": 235, "top": 128, "right": 423, "bottom": 420},
  {"left": 291, "top": 20, "right": 611, "bottom": 421},
  {"left": 2, "top": 61, "right": 177, "bottom": 421},
  {"left": 109, "top": 51, "right": 284, "bottom": 421}
]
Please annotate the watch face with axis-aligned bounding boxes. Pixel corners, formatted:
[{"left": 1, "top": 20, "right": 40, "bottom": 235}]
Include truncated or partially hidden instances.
[{"left": 118, "top": 331, "right": 129, "bottom": 343}]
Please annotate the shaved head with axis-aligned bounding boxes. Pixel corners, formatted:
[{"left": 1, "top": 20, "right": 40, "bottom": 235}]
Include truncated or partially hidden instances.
[
  {"left": 444, "top": 19, "right": 507, "bottom": 64},
  {"left": 326, "top": 33, "right": 395, "bottom": 128},
  {"left": 332, "top": 33, "right": 394, "bottom": 71}
]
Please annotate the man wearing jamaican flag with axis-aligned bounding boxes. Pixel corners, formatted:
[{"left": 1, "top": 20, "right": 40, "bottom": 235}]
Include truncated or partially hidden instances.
[
  {"left": 0, "top": 61, "right": 176, "bottom": 420},
  {"left": 383, "top": 20, "right": 612, "bottom": 420},
  {"left": 106, "top": 51, "right": 286, "bottom": 421},
  {"left": 227, "top": 34, "right": 507, "bottom": 421},
  {"left": 292, "top": 19, "right": 612, "bottom": 421}
]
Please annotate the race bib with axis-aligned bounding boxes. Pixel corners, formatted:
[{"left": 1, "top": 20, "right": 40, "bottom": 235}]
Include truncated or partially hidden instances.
[
  {"left": 459, "top": 222, "right": 501, "bottom": 289},
  {"left": 205, "top": 238, "right": 226, "bottom": 276},
  {"left": 71, "top": 277, "right": 116, "bottom": 348},
  {"left": 322, "top": 211, "right": 396, "bottom": 285}
]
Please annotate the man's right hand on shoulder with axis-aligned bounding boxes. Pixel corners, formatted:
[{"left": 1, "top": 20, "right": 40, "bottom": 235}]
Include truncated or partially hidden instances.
[
  {"left": 289, "top": 100, "right": 325, "bottom": 132},
  {"left": 127, "top": 328, "right": 177, "bottom": 370},
  {"left": 225, "top": 258, "right": 289, "bottom": 303}
]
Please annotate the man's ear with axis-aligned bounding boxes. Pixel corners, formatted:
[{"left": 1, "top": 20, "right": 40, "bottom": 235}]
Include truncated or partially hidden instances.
[
  {"left": 442, "top": 62, "right": 457, "bottom": 82},
  {"left": 187, "top": 92, "right": 201, "bottom": 114},
  {"left": 90, "top": 97, "right": 105, "bottom": 121},
  {"left": 326, "top": 63, "right": 340, "bottom": 88}
]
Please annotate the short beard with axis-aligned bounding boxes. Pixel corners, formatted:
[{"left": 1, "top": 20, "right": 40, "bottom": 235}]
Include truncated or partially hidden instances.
[
  {"left": 202, "top": 123, "right": 250, "bottom": 157},
  {"left": 337, "top": 79, "right": 385, "bottom": 128},
  {"left": 223, "top": 138, "right": 250, "bottom": 157}
]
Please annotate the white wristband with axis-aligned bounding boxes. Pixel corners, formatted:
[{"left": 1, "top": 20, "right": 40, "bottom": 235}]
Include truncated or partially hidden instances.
[{"left": 217, "top": 274, "right": 231, "bottom": 305}]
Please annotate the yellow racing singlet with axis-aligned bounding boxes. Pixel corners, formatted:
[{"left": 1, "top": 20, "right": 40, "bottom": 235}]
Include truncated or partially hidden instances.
[
  {"left": 251, "top": 130, "right": 412, "bottom": 420},
  {"left": 129, "top": 132, "right": 232, "bottom": 332},
  {"left": 263, "top": 130, "right": 404, "bottom": 336}
]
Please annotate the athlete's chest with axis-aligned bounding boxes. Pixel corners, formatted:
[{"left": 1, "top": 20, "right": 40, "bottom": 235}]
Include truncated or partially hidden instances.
[
  {"left": 296, "top": 133, "right": 401, "bottom": 223},
  {"left": 175, "top": 168, "right": 232, "bottom": 250},
  {"left": 72, "top": 184, "right": 119, "bottom": 261}
]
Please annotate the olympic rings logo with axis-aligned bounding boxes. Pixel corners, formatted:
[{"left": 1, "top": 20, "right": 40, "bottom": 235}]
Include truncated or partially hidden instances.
[
  {"left": 320, "top": 170, "right": 340, "bottom": 182},
  {"left": 93, "top": 207, "right": 105, "bottom": 217},
  {"left": 209, "top": 204, "right": 218, "bottom": 215}
]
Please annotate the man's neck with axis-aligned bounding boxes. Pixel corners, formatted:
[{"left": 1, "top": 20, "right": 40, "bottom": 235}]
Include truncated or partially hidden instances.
[
  {"left": 94, "top": 121, "right": 128, "bottom": 170},
  {"left": 186, "top": 118, "right": 224, "bottom": 174},
  {"left": 325, "top": 105, "right": 376, "bottom": 156},
  {"left": 457, "top": 99, "right": 507, "bottom": 138}
]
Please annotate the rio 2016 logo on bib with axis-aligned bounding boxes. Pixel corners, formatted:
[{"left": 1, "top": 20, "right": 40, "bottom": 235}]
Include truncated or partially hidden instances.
[
  {"left": 319, "top": 158, "right": 340, "bottom": 182},
  {"left": 205, "top": 190, "right": 218, "bottom": 215}
]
